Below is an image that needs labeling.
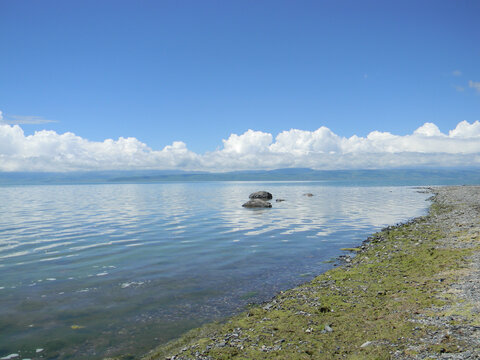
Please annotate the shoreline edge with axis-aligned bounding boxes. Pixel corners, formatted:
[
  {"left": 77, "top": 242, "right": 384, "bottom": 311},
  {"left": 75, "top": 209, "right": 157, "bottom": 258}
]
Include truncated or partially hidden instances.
[{"left": 130, "top": 186, "right": 480, "bottom": 360}]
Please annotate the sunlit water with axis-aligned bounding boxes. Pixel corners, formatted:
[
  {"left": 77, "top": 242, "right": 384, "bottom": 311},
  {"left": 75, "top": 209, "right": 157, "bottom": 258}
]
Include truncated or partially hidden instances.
[{"left": 0, "top": 182, "right": 431, "bottom": 359}]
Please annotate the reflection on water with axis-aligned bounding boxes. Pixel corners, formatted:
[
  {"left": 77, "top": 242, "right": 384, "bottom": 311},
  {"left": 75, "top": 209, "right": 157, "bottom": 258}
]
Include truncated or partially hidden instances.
[{"left": 0, "top": 182, "right": 430, "bottom": 359}]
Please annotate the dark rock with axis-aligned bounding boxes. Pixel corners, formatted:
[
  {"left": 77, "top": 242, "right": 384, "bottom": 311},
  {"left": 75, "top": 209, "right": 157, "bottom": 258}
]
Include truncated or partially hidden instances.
[
  {"left": 303, "top": 193, "right": 314, "bottom": 197},
  {"left": 276, "top": 199, "right": 285, "bottom": 202},
  {"left": 242, "top": 199, "right": 272, "bottom": 208},
  {"left": 249, "top": 191, "right": 273, "bottom": 200}
]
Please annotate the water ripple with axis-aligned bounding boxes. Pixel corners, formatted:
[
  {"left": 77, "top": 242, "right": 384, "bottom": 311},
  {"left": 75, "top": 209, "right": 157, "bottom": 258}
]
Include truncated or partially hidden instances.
[{"left": 0, "top": 182, "right": 430, "bottom": 359}]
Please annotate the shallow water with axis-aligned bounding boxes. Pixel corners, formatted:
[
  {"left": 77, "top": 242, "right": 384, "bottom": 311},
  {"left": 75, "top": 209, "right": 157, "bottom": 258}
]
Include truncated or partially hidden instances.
[{"left": 0, "top": 182, "right": 430, "bottom": 359}]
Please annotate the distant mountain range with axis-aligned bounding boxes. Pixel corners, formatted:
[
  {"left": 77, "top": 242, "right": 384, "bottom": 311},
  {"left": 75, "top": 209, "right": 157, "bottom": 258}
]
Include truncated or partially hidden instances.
[{"left": 1, "top": 168, "right": 480, "bottom": 186}]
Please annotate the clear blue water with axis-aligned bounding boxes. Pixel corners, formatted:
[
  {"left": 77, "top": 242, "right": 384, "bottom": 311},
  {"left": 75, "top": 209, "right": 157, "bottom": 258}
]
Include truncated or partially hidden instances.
[{"left": 0, "top": 182, "right": 431, "bottom": 359}]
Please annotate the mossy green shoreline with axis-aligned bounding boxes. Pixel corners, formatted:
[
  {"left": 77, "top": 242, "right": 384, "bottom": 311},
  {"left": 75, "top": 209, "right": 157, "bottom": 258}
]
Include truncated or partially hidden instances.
[{"left": 129, "top": 187, "right": 480, "bottom": 360}]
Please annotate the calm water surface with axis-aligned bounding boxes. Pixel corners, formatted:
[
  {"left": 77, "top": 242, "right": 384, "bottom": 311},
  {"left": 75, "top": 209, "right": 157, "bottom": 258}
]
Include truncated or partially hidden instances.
[{"left": 0, "top": 182, "right": 430, "bottom": 359}]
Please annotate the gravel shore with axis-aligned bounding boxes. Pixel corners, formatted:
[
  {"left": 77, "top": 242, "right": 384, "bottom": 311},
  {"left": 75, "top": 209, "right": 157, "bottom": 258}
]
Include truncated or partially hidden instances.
[
  {"left": 140, "top": 186, "right": 480, "bottom": 360},
  {"left": 395, "top": 186, "right": 480, "bottom": 359}
]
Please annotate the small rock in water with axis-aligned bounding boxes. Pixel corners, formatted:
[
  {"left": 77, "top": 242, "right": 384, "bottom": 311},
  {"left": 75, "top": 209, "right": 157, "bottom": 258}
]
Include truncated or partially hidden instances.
[
  {"left": 276, "top": 199, "right": 286, "bottom": 202},
  {"left": 0, "top": 354, "right": 19, "bottom": 360},
  {"left": 303, "top": 193, "right": 314, "bottom": 197},
  {"left": 242, "top": 199, "right": 272, "bottom": 208},
  {"left": 248, "top": 191, "right": 273, "bottom": 200}
]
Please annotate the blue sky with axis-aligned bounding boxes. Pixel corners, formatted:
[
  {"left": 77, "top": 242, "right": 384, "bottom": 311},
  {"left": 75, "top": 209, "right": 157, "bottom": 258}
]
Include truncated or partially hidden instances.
[{"left": 1, "top": 1, "right": 480, "bottom": 172}]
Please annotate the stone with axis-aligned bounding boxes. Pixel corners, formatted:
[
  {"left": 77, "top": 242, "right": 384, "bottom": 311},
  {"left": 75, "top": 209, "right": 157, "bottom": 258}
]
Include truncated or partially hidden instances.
[
  {"left": 0, "top": 355, "right": 19, "bottom": 360},
  {"left": 249, "top": 191, "right": 273, "bottom": 200},
  {"left": 262, "top": 303, "right": 273, "bottom": 310},
  {"left": 276, "top": 199, "right": 286, "bottom": 202},
  {"left": 242, "top": 199, "right": 272, "bottom": 208},
  {"left": 303, "top": 193, "right": 314, "bottom": 197}
]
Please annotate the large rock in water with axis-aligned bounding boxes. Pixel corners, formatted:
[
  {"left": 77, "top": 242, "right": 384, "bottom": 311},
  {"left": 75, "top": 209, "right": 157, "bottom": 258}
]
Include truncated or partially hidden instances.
[
  {"left": 249, "top": 191, "right": 273, "bottom": 200},
  {"left": 242, "top": 199, "right": 272, "bottom": 208}
]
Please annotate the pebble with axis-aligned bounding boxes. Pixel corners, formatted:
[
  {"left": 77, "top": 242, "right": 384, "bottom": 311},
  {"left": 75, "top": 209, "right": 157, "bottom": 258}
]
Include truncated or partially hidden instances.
[
  {"left": 395, "top": 187, "right": 480, "bottom": 359},
  {"left": 0, "top": 355, "right": 19, "bottom": 360}
]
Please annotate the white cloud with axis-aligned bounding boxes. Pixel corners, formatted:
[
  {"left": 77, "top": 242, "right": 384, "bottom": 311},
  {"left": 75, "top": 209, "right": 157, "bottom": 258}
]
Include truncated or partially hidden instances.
[
  {"left": 449, "top": 120, "right": 480, "bottom": 138},
  {"left": 469, "top": 80, "right": 480, "bottom": 93},
  {"left": 0, "top": 125, "right": 199, "bottom": 172},
  {"left": 270, "top": 127, "right": 341, "bottom": 155},
  {"left": 452, "top": 70, "right": 462, "bottom": 76},
  {"left": 413, "top": 122, "right": 443, "bottom": 137},
  {"left": 1, "top": 118, "right": 480, "bottom": 172},
  {"left": 0, "top": 111, "right": 57, "bottom": 125},
  {"left": 222, "top": 130, "right": 272, "bottom": 154}
]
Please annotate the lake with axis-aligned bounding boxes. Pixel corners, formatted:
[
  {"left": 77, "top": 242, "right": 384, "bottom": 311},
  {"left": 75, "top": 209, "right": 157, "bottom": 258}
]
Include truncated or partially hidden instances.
[{"left": 0, "top": 182, "right": 431, "bottom": 359}]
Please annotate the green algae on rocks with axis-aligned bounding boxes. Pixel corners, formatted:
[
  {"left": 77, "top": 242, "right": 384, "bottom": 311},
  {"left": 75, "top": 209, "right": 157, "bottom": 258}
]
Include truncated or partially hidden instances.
[{"left": 141, "top": 187, "right": 480, "bottom": 360}]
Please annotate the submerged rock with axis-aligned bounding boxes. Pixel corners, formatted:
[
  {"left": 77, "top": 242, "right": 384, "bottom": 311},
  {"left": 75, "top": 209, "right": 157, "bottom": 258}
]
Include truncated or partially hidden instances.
[
  {"left": 276, "top": 199, "right": 286, "bottom": 202},
  {"left": 242, "top": 199, "right": 272, "bottom": 208},
  {"left": 249, "top": 191, "right": 273, "bottom": 200}
]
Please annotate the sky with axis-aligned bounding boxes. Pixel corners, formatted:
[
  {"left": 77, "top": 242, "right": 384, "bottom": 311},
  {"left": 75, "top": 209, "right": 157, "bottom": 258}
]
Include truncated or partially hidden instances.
[{"left": 1, "top": 0, "right": 479, "bottom": 172}]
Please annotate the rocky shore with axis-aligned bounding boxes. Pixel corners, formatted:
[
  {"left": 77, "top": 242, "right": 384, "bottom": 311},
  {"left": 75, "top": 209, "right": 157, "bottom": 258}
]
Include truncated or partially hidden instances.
[{"left": 140, "top": 186, "right": 480, "bottom": 360}]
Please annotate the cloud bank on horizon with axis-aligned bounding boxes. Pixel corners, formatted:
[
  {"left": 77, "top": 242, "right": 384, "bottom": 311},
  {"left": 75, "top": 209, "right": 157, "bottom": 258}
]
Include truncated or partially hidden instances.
[{"left": 1, "top": 112, "right": 480, "bottom": 172}]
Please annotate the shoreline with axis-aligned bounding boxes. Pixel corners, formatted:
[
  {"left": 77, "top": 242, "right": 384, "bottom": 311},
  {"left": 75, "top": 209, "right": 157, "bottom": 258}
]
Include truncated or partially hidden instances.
[{"left": 136, "top": 186, "right": 480, "bottom": 360}]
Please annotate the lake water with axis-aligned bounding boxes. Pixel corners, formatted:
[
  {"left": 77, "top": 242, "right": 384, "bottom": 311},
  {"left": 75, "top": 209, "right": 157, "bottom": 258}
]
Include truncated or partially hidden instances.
[{"left": 0, "top": 182, "right": 431, "bottom": 359}]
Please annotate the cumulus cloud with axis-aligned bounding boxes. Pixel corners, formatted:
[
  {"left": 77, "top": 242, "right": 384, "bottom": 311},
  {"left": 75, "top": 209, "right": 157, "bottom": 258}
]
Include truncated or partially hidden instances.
[
  {"left": 1, "top": 117, "right": 480, "bottom": 172},
  {"left": 222, "top": 130, "right": 272, "bottom": 154},
  {"left": 0, "top": 125, "right": 199, "bottom": 172}
]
